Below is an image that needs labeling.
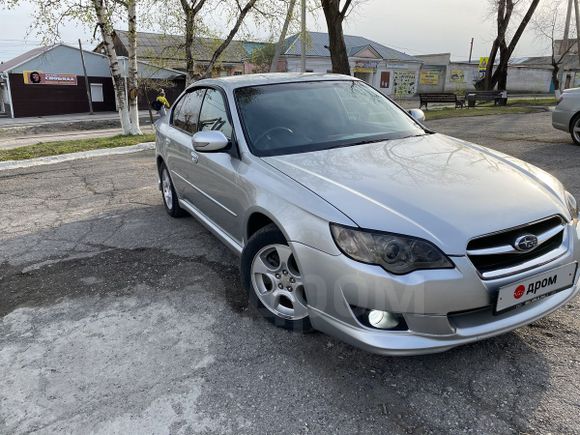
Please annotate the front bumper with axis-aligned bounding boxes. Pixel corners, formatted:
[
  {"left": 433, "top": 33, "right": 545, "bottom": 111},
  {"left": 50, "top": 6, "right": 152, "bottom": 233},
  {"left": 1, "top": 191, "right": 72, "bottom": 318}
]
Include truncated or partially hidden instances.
[{"left": 290, "top": 223, "right": 580, "bottom": 356}]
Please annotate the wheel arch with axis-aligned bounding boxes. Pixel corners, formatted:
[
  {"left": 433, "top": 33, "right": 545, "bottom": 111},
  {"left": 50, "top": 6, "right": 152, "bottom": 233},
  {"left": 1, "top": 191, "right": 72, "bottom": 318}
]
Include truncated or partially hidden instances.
[
  {"left": 156, "top": 154, "right": 165, "bottom": 173},
  {"left": 569, "top": 111, "right": 580, "bottom": 132},
  {"left": 244, "top": 209, "right": 286, "bottom": 244}
]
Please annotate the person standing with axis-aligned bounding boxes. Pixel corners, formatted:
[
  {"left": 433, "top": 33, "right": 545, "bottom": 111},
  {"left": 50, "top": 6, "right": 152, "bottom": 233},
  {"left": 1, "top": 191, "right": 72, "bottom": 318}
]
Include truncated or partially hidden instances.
[{"left": 153, "top": 89, "right": 170, "bottom": 117}]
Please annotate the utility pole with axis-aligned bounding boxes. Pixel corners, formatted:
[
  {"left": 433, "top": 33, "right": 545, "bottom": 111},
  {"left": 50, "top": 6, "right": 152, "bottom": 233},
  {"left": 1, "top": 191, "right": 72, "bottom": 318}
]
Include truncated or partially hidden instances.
[
  {"left": 574, "top": 0, "right": 580, "bottom": 67},
  {"left": 563, "top": 0, "right": 573, "bottom": 55},
  {"left": 78, "top": 39, "right": 94, "bottom": 115},
  {"left": 301, "top": 0, "right": 306, "bottom": 73},
  {"left": 468, "top": 38, "right": 474, "bottom": 64}
]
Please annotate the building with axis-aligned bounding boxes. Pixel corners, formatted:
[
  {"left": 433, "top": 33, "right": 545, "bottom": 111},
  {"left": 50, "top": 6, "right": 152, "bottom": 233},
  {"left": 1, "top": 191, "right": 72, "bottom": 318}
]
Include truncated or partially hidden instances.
[
  {"left": 95, "top": 30, "right": 264, "bottom": 77},
  {"left": 415, "top": 53, "right": 560, "bottom": 94},
  {"left": 0, "top": 43, "right": 185, "bottom": 118},
  {"left": 279, "top": 31, "right": 422, "bottom": 98}
]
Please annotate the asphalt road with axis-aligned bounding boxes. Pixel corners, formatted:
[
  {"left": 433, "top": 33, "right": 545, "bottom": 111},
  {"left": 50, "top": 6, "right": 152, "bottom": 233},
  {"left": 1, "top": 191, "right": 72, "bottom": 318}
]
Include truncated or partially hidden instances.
[{"left": 1, "top": 112, "right": 579, "bottom": 434}]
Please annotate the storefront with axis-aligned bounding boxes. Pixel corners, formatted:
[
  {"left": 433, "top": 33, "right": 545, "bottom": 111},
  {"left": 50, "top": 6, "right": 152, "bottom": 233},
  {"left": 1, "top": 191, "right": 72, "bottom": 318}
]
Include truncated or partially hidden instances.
[
  {"left": 0, "top": 44, "right": 185, "bottom": 118},
  {"left": 282, "top": 31, "right": 422, "bottom": 98}
]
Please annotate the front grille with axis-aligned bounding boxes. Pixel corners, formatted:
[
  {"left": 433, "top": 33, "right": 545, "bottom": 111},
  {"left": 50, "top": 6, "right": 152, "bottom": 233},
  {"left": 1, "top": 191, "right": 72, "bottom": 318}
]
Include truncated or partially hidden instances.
[{"left": 467, "top": 216, "right": 567, "bottom": 279}]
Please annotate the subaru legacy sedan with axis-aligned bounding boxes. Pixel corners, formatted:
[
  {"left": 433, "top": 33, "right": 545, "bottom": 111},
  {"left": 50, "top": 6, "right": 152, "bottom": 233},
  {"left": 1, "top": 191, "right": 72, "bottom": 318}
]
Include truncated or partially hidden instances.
[{"left": 155, "top": 73, "right": 579, "bottom": 355}]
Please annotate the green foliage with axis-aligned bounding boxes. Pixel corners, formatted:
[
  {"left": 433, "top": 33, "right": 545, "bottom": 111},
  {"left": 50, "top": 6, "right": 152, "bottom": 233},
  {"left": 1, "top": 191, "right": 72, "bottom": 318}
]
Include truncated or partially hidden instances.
[{"left": 249, "top": 43, "right": 276, "bottom": 72}]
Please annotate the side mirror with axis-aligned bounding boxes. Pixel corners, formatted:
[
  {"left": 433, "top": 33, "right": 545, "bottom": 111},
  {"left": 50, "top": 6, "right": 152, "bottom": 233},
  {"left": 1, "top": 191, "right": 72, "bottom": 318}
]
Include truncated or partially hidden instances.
[
  {"left": 408, "top": 108, "right": 425, "bottom": 123},
  {"left": 192, "top": 131, "right": 229, "bottom": 152}
]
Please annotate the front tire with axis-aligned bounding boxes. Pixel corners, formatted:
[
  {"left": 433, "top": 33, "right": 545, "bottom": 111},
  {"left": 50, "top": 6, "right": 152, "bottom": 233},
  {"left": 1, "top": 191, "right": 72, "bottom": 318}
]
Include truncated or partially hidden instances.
[
  {"left": 159, "top": 162, "right": 186, "bottom": 218},
  {"left": 570, "top": 114, "right": 580, "bottom": 145},
  {"left": 241, "top": 224, "right": 312, "bottom": 332}
]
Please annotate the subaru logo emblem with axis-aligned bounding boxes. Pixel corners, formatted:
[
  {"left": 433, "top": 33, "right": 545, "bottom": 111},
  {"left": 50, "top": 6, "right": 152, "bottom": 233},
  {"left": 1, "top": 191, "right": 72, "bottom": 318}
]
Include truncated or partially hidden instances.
[{"left": 514, "top": 234, "right": 538, "bottom": 252}]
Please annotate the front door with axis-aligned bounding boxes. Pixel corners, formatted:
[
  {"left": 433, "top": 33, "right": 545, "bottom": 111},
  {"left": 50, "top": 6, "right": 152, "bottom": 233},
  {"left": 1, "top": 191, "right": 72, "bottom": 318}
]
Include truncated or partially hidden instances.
[{"left": 185, "top": 88, "right": 245, "bottom": 244}]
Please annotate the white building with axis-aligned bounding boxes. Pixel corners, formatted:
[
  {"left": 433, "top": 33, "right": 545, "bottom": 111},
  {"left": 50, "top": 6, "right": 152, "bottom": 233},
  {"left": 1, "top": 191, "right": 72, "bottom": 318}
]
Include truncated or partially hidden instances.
[{"left": 279, "top": 32, "right": 423, "bottom": 98}]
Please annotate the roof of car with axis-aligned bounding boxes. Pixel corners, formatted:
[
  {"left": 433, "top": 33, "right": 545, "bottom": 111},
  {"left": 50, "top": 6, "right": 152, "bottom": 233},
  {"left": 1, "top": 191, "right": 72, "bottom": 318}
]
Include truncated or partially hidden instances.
[{"left": 193, "top": 72, "right": 359, "bottom": 91}]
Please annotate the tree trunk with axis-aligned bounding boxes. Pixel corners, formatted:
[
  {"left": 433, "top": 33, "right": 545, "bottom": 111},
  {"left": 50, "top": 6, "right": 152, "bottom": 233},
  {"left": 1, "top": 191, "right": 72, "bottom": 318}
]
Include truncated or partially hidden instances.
[
  {"left": 486, "top": 0, "right": 540, "bottom": 90},
  {"left": 93, "top": 0, "right": 131, "bottom": 135},
  {"left": 202, "top": 0, "right": 258, "bottom": 78},
  {"left": 184, "top": 7, "right": 196, "bottom": 84},
  {"left": 552, "top": 64, "right": 560, "bottom": 91},
  {"left": 127, "top": 0, "right": 142, "bottom": 135},
  {"left": 270, "top": 0, "right": 297, "bottom": 72},
  {"left": 180, "top": 0, "right": 208, "bottom": 84},
  {"left": 321, "top": 0, "right": 351, "bottom": 75}
]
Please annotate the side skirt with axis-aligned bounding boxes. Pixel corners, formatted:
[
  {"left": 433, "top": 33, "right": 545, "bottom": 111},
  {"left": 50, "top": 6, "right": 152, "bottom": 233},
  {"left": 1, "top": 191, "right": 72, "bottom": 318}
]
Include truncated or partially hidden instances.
[{"left": 178, "top": 198, "right": 243, "bottom": 256}]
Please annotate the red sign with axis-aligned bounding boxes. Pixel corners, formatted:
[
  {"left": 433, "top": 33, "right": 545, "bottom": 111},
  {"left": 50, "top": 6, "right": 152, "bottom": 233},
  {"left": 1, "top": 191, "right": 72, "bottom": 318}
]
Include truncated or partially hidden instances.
[{"left": 24, "top": 71, "right": 78, "bottom": 86}]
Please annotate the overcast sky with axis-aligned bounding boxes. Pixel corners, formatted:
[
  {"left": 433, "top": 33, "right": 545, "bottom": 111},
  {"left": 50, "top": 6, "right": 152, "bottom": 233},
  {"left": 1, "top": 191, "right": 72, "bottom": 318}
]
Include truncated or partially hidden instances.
[{"left": 0, "top": 0, "right": 551, "bottom": 64}]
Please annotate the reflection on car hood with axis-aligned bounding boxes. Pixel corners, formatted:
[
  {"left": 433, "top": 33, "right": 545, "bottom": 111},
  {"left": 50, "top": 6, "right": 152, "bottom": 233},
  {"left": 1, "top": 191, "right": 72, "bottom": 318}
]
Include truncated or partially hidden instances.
[{"left": 263, "top": 134, "right": 568, "bottom": 255}]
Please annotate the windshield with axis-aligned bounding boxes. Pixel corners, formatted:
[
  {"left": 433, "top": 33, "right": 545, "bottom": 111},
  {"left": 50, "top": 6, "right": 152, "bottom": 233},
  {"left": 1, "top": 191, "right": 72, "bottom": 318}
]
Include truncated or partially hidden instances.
[{"left": 234, "top": 80, "right": 425, "bottom": 157}]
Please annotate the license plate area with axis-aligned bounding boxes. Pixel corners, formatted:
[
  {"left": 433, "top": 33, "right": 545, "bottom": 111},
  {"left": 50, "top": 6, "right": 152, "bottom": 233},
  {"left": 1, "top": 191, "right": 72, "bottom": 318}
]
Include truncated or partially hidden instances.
[{"left": 495, "top": 262, "right": 577, "bottom": 314}]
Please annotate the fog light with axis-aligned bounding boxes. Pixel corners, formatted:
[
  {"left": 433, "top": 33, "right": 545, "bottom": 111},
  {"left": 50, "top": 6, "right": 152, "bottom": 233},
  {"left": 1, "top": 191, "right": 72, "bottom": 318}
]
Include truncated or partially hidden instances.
[{"left": 368, "top": 310, "right": 400, "bottom": 330}]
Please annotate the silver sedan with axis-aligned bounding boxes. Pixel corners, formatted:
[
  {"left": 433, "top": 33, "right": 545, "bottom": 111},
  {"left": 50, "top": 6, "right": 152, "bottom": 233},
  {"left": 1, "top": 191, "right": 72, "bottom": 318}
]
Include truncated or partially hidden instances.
[
  {"left": 155, "top": 73, "right": 579, "bottom": 355},
  {"left": 553, "top": 87, "right": 580, "bottom": 144}
]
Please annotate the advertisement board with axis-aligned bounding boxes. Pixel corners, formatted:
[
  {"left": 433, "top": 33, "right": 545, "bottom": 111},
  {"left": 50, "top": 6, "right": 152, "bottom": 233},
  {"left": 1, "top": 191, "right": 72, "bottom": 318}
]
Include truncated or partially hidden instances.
[{"left": 23, "top": 71, "right": 78, "bottom": 86}]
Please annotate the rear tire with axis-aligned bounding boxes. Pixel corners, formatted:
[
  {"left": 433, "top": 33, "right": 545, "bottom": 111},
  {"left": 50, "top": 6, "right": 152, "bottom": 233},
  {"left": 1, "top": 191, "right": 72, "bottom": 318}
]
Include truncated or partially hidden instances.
[
  {"left": 159, "top": 162, "right": 186, "bottom": 218},
  {"left": 570, "top": 114, "right": 580, "bottom": 145},
  {"left": 241, "top": 224, "right": 312, "bottom": 332}
]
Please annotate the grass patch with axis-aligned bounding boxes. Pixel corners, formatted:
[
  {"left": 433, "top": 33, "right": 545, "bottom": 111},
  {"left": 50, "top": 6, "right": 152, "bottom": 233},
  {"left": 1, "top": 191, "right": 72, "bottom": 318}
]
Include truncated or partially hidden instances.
[
  {"left": 476, "top": 96, "right": 557, "bottom": 108},
  {"left": 0, "top": 134, "right": 155, "bottom": 162},
  {"left": 507, "top": 96, "right": 557, "bottom": 106},
  {"left": 425, "top": 106, "right": 540, "bottom": 121}
]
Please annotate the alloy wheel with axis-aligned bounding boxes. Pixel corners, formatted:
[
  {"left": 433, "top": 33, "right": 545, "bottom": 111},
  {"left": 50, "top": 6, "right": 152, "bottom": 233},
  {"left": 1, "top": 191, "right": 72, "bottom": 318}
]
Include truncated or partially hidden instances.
[
  {"left": 161, "top": 168, "right": 173, "bottom": 210},
  {"left": 250, "top": 244, "right": 308, "bottom": 320}
]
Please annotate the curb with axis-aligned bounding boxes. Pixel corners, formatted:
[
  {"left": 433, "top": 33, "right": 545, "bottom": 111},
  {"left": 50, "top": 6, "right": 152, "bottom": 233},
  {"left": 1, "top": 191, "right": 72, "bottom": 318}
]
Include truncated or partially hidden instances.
[{"left": 0, "top": 142, "right": 155, "bottom": 171}]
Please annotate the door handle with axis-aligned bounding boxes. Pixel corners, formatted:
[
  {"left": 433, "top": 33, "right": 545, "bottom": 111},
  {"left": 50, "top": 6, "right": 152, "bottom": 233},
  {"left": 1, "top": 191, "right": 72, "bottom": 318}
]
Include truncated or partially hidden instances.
[{"left": 191, "top": 151, "right": 199, "bottom": 164}]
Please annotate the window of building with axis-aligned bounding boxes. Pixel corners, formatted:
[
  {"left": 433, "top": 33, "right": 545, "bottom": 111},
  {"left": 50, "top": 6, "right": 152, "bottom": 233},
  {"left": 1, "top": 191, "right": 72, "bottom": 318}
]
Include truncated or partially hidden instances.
[
  {"left": 198, "top": 89, "right": 232, "bottom": 139},
  {"left": 90, "top": 83, "right": 104, "bottom": 102}
]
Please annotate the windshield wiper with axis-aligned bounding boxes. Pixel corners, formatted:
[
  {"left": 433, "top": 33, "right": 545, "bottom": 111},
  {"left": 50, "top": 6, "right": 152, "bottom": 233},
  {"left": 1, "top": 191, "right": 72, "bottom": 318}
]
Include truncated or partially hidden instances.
[{"left": 349, "top": 137, "right": 391, "bottom": 146}]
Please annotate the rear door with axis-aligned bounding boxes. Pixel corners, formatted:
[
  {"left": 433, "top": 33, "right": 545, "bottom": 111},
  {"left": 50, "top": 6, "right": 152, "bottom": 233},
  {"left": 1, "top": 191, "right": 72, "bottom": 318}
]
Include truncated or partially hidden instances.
[{"left": 165, "top": 88, "right": 206, "bottom": 201}]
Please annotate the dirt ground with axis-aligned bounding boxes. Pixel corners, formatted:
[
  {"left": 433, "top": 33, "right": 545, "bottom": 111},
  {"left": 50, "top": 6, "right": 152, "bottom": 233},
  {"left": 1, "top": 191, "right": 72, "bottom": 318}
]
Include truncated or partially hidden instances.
[{"left": 1, "top": 111, "right": 579, "bottom": 434}]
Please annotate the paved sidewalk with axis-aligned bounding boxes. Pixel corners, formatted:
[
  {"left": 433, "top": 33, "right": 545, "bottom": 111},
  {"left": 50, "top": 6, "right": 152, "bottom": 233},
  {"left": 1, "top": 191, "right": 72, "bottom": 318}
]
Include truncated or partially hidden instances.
[{"left": 0, "top": 110, "right": 152, "bottom": 128}]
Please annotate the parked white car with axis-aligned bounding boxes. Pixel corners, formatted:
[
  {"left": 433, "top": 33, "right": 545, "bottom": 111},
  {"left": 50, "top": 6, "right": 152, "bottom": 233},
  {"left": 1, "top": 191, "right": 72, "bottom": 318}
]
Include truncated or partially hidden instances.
[{"left": 553, "top": 88, "right": 580, "bottom": 144}]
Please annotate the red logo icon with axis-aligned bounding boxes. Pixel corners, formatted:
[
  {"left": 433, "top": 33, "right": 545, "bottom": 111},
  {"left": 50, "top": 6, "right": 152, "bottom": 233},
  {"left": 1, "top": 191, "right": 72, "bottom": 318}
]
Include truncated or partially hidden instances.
[{"left": 514, "top": 285, "right": 526, "bottom": 299}]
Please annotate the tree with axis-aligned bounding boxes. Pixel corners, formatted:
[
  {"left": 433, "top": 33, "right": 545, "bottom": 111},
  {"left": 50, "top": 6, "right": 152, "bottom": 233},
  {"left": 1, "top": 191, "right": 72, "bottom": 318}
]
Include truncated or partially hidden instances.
[
  {"left": 173, "top": 0, "right": 259, "bottom": 83},
  {"left": 532, "top": 0, "right": 576, "bottom": 91},
  {"left": 2, "top": 0, "right": 143, "bottom": 135},
  {"left": 201, "top": 0, "right": 258, "bottom": 78},
  {"left": 320, "top": 0, "right": 353, "bottom": 75},
  {"left": 480, "top": 0, "right": 541, "bottom": 91},
  {"left": 126, "top": 0, "right": 143, "bottom": 134},
  {"left": 270, "top": 0, "right": 297, "bottom": 72}
]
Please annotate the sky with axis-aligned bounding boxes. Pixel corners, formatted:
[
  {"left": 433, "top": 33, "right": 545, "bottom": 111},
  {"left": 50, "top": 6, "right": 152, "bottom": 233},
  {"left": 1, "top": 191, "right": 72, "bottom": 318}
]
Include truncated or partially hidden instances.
[{"left": 0, "top": 0, "right": 552, "bottom": 64}]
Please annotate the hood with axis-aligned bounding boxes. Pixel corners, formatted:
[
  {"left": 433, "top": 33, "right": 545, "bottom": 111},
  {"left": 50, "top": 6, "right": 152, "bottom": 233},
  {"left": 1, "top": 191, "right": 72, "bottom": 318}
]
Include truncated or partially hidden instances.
[{"left": 263, "top": 134, "right": 568, "bottom": 255}]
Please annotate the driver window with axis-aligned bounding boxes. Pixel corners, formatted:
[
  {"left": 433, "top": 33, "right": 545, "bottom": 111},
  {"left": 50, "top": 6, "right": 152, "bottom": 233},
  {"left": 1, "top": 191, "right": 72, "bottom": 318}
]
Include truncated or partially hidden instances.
[
  {"left": 198, "top": 89, "right": 232, "bottom": 139},
  {"left": 173, "top": 89, "right": 205, "bottom": 134}
]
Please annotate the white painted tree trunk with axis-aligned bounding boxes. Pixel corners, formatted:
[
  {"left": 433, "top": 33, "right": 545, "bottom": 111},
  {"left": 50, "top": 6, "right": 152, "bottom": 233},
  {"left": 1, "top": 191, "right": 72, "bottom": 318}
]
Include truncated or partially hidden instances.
[
  {"left": 127, "top": 0, "right": 142, "bottom": 135},
  {"left": 93, "top": 0, "right": 132, "bottom": 135}
]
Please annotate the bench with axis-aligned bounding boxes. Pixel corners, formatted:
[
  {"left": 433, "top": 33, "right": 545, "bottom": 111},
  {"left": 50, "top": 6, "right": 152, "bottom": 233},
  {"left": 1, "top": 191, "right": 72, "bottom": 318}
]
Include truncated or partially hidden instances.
[
  {"left": 419, "top": 93, "right": 465, "bottom": 110},
  {"left": 465, "top": 91, "right": 508, "bottom": 107}
]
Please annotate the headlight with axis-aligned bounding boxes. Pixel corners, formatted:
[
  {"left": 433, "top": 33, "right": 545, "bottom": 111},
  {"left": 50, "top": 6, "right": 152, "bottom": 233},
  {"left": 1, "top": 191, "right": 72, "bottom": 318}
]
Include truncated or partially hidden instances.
[
  {"left": 565, "top": 191, "right": 578, "bottom": 220},
  {"left": 330, "top": 224, "right": 454, "bottom": 275}
]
